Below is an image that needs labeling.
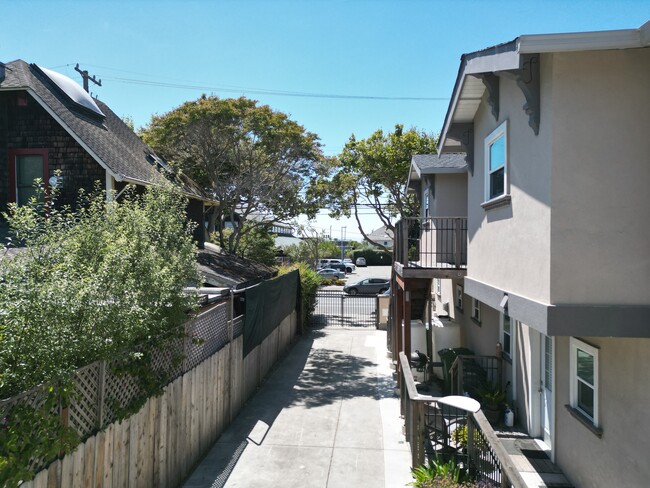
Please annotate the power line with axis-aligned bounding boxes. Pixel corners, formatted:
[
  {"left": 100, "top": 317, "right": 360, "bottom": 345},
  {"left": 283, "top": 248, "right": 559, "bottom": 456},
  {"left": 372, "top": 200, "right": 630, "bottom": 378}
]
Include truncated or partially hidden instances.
[{"left": 49, "top": 62, "right": 449, "bottom": 102}]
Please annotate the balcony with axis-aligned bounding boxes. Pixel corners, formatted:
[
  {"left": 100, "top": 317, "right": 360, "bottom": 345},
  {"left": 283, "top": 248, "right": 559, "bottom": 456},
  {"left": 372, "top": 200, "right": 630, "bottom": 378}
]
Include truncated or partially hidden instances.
[{"left": 394, "top": 217, "right": 467, "bottom": 279}]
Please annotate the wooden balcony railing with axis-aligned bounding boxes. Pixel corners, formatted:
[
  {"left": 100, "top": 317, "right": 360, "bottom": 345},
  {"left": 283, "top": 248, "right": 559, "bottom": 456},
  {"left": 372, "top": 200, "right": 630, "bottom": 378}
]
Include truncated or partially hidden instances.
[
  {"left": 398, "top": 352, "right": 524, "bottom": 487},
  {"left": 394, "top": 217, "right": 467, "bottom": 269}
]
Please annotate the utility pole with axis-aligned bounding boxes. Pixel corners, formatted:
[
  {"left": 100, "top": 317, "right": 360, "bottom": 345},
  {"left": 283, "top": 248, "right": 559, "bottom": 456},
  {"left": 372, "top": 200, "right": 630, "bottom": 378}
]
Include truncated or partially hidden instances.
[{"left": 74, "top": 63, "right": 102, "bottom": 93}]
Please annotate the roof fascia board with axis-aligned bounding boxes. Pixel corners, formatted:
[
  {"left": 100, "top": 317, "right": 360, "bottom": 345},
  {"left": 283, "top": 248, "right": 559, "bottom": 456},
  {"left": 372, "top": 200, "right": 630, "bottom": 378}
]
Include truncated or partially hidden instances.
[
  {"left": 419, "top": 166, "right": 468, "bottom": 175},
  {"left": 518, "top": 25, "right": 648, "bottom": 54},
  {"left": 439, "top": 50, "right": 519, "bottom": 153},
  {"left": 1, "top": 86, "right": 124, "bottom": 182}
]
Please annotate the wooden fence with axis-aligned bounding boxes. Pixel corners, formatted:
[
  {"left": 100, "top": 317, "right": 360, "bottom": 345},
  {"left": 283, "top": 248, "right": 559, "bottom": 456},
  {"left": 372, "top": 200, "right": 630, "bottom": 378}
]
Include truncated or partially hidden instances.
[{"left": 19, "top": 310, "right": 298, "bottom": 488}]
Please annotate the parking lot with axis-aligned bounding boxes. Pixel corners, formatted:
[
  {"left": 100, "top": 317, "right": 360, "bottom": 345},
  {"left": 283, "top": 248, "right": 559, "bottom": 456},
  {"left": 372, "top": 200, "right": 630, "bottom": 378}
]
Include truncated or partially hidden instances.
[{"left": 321, "top": 264, "right": 391, "bottom": 292}]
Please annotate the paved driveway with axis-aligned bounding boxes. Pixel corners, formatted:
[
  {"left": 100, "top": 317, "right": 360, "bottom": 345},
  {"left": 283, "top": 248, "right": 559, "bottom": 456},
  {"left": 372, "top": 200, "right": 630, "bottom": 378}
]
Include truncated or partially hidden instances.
[{"left": 182, "top": 327, "right": 411, "bottom": 488}]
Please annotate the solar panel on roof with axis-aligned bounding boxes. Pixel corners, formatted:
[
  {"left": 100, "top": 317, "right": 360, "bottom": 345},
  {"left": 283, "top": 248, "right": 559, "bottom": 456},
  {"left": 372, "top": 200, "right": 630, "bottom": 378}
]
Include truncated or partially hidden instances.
[{"left": 36, "top": 65, "right": 105, "bottom": 118}]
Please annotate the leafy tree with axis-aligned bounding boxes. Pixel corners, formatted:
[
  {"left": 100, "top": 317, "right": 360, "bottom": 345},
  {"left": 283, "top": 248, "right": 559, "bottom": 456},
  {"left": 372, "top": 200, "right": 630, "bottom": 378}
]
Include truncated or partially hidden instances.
[
  {"left": 141, "top": 96, "right": 326, "bottom": 254},
  {"left": 0, "top": 182, "right": 200, "bottom": 398},
  {"left": 218, "top": 224, "right": 277, "bottom": 266},
  {"left": 319, "top": 240, "right": 341, "bottom": 259},
  {"left": 324, "top": 124, "right": 437, "bottom": 250}
]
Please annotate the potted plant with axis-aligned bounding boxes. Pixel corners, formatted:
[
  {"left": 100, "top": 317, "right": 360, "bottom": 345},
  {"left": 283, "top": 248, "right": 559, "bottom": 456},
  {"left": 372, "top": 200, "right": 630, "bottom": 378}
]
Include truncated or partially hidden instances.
[{"left": 477, "top": 382, "right": 506, "bottom": 424}]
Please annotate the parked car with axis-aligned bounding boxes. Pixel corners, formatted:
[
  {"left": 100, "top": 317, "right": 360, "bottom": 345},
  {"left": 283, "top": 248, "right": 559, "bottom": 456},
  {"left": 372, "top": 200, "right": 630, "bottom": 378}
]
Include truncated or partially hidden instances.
[
  {"left": 355, "top": 257, "right": 367, "bottom": 267},
  {"left": 318, "top": 268, "right": 345, "bottom": 280},
  {"left": 343, "top": 278, "right": 389, "bottom": 295},
  {"left": 343, "top": 259, "right": 356, "bottom": 273},
  {"left": 318, "top": 258, "right": 344, "bottom": 269}
]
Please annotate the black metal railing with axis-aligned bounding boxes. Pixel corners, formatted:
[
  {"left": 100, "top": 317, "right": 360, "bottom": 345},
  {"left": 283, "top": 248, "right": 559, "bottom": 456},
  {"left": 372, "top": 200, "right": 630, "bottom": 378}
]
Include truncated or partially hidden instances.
[
  {"left": 450, "top": 355, "right": 502, "bottom": 397},
  {"left": 394, "top": 217, "right": 467, "bottom": 269},
  {"left": 398, "top": 352, "right": 524, "bottom": 487}
]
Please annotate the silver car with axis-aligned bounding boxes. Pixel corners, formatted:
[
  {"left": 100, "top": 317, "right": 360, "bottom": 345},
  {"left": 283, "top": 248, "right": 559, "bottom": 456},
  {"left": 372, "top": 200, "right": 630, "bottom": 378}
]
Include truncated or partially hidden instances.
[
  {"left": 318, "top": 268, "right": 345, "bottom": 280},
  {"left": 343, "top": 278, "right": 389, "bottom": 295}
]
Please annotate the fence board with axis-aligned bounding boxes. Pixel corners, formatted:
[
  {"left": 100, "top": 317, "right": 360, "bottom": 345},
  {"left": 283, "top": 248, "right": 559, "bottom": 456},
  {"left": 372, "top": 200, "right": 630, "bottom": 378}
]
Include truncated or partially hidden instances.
[
  {"left": 33, "top": 468, "right": 48, "bottom": 488},
  {"left": 46, "top": 459, "right": 60, "bottom": 488},
  {"left": 102, "top": 424, "right": 114, "bottom": 488},
  {"left": 83, "top": 436, "right": 95, "bottom": 488},
  {"left": 20, "top": 308, "right": 297, "bottom": 488},
  {"left": 71, "top": 443, "right": 84, "bottom": 488},
  {"left": 94, "top": 432, "right": 105, "bottom": 488},
  {"left": 60, "top": 449, "right": 73, "bottom": 488}
]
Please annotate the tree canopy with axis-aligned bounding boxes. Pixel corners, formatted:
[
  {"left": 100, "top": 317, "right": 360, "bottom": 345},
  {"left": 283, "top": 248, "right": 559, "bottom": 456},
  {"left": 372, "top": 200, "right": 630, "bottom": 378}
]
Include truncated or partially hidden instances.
[
  {"left": 323, "top": 124, "right": 437, "bottom": 250},
  {"left": 141, "top": 96, "right": 326, "bottom": 254}
]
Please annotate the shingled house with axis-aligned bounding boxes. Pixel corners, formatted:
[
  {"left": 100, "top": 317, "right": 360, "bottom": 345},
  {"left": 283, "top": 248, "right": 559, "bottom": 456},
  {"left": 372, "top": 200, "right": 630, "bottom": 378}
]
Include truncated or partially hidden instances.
[{"left": 0, "top": 60, "right": 213, "bottom": 246}]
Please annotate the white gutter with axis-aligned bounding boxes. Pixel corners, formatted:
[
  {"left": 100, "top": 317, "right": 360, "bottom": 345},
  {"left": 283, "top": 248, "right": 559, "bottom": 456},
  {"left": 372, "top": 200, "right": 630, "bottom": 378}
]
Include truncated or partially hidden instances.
[{"left": 518, "top": 21, "right": 650, "bottom": 53}]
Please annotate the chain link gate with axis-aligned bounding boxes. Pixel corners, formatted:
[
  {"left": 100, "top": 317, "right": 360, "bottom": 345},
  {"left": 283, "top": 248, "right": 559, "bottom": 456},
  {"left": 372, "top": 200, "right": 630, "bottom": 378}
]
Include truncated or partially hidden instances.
[{"left": 309, "top": 289, "right": 378, "bottom": 328}]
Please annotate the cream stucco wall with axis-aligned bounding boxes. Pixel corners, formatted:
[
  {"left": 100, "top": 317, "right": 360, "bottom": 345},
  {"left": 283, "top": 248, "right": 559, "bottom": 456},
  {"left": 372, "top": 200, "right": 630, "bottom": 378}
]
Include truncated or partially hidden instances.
[
  {"left": 467, "top": 56, "right": 553, "bottom": 305},
  {"left": 431, "top": 173, "right": 468, "bottom": 217},
  {"left": 550, "top": 48, "right": 650, "bottom": 305},
  {"left": 554, "top": 336, "right": 650, "bottom": 487}
]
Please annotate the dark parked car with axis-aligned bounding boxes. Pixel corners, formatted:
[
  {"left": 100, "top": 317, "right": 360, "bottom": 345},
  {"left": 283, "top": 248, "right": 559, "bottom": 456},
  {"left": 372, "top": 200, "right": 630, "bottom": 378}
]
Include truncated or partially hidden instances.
[{"left": 343, "top": 278, "right": 389, "bottom": 295}]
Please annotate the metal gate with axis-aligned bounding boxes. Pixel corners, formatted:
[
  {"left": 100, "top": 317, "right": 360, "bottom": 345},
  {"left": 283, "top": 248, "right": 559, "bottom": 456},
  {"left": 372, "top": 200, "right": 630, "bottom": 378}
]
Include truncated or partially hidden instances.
[{"left": 309, "top": 289, "right": 378, "bottom": 328}]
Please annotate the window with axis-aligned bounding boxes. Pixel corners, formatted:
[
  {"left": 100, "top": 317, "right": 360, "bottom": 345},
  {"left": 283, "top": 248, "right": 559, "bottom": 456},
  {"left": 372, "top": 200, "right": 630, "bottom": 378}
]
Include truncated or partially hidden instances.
[
  {"left": 484, "top": 121, "right": 508, "bottom": 201},
  {"left": 471, "top": 298, "right": 481, "bottom": 324},
  {"left": 8, "top": 149, "right": 49, "bottom": 206},
  {"left": 435, "top": 279, "right": 441, "bottom": 297},
  {"left": 424, "top": 188, "right": 430, "bottom": 218},
  {"left": 570, "top": 338, "right": 599, "bottom": 426},
  {"left": 455, "top": 285, "right": 463, "bottom": 311},
  {"left": 500, "top": 313, "right": 512, "bottom": 360}
]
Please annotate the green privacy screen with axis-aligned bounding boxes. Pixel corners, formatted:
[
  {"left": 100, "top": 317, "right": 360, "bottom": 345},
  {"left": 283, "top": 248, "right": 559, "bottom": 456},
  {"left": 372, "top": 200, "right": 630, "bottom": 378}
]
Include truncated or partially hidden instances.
[{"left": 243, "top": 270, "right": 300, "bottom": 356}]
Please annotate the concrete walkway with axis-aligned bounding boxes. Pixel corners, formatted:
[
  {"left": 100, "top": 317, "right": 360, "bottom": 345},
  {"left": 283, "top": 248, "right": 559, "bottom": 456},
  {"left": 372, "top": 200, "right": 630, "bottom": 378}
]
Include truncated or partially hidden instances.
[{"left": 183, "top": 327, "right": 412, "bottom": 488}]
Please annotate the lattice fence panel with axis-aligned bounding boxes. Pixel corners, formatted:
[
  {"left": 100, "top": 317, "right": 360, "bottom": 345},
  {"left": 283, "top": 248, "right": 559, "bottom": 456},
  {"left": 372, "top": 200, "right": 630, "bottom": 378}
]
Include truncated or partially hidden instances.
[
  {"left": 151, "top": 336, "right": 185, "bottom": 382},
  {"left": 102, "top": 360, "right": 142, "bottom": 426},
  {"left": 68, "top": 361, "right": 100, "bottom": 438},
  {"left": 233, "top": 315, "right": 244, "bottom": 338},
  {"left": 185, "top": 303, "right": 229, "bottom": 371}
]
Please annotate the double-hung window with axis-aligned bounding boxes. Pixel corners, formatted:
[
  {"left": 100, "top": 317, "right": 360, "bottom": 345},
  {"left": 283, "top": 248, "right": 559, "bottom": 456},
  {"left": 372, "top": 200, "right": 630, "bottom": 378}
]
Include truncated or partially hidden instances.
[
  {"left": 455, "top": 285, "right": 463, "bottom": 311},
  {"left": 570, "top": 338, "right": 599, "bottom": 426},
  {"left": 484, "top": 121, "right": 508, "bottom": 201},
  {"left": 471, "top": 298, "right": 481, "bottom": 324}
]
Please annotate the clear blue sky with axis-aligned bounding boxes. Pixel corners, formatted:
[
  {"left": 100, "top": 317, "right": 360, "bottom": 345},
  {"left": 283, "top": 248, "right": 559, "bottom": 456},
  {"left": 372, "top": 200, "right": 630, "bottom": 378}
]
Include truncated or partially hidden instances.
[{"left": 2, "top": 1, "right": 648, "bottom": 239}]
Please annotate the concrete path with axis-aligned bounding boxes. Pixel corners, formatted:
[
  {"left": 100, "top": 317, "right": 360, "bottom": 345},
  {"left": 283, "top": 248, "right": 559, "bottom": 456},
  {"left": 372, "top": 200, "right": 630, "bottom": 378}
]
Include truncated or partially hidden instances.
[{"left": 183, "top": 327, "right": 412, "bottom": 488}]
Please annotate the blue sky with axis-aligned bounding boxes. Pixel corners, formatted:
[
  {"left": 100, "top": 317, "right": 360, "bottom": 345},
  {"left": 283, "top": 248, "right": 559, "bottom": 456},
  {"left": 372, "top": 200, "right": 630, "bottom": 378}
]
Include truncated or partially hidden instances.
[{"left": 2, "top": 1, "right": 648, "bottom": 239}]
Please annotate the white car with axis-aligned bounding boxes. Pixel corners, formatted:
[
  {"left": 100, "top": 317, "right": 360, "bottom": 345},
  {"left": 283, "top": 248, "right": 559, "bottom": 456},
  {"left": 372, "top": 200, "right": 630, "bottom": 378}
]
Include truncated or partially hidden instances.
[
  {"left": 343, "top": 259, "right": 356, "bottom": 273},
  {"left": 355, "top": 257, "right": 367, "bottom": 267}
]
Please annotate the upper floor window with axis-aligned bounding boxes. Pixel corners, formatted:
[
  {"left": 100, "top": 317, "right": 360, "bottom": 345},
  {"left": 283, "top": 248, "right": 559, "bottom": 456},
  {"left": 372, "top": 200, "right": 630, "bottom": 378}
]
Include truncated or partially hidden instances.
[
  {"left": 471, "top": 298, "right": 481, "bottom": 324},
  {"left": 570, "top": 338, "right": 599, "bottom": 427},
  {"left": 8, "top": 149, "right": 49, "bottom": 206},
  {"left": 424, "top": 187, "right": 430, "bottom": 218},
  {"left": 484, "top": 121, "right": 508, "bottom": 202}
]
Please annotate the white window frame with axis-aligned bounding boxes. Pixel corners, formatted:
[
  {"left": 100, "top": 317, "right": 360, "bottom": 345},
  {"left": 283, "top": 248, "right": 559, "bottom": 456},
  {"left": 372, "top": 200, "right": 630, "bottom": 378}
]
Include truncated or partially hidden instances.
[
  {"left": 570, "top": 337, "right": 599, "bottom": 427},
  {"left": 500, "top": 313, "right": 512, "bottom": 361},
  {"left": 435, "top": 278, "right": 441, "bottom": 297},
  {"left": 471, "top": 298, "right": 481, "bottom": 323},
  {"left": 455, "top": 284, "right": 463, "bottom": 311},
  {"left": 484, "top": 120, "right": 508, "bottom": 202}
]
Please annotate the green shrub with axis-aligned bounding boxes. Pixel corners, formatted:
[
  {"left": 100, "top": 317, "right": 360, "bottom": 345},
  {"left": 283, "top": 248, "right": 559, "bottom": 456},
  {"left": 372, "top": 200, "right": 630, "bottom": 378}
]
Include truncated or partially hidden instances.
[
  {"left": 350, "top": 248, "right": 392, "bottom": 265},
  {"left": 0, "top": 182, "right": 200, "bottom": 486},
  {"left": 277, "top": 262, "right": 321, "bottom": 331}
]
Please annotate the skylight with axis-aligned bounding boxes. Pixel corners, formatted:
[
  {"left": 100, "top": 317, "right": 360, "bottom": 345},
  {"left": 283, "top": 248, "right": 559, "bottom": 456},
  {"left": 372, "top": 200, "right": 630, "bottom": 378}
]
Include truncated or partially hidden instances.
[{"left": 36, "top": 65, "right": 105, "bottom": 118}]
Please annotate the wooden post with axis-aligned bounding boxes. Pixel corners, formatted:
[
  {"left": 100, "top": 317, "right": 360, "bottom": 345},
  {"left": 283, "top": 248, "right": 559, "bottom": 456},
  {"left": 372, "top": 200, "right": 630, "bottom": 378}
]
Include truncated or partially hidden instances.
[{"left": 404, "top": 285, "right": 412, "bottom": 366}]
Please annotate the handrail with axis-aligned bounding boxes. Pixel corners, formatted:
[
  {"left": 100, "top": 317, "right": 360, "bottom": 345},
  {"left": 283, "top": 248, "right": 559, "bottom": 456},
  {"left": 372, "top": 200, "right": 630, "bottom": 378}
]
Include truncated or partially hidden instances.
[{"left": 398, "top": 351, "right": 524, "bottom": 488}]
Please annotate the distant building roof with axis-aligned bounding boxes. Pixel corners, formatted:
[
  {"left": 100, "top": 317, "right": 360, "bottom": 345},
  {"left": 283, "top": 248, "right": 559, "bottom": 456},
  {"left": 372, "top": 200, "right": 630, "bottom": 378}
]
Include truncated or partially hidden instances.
[
  {"left": 407, "top": 153, "right": 467, "bottom": 191},
  {"left": 0, "top": 60, "right": 210, "bottom": 201},
  {"left": 367, "top": 226, "right": 394, "bottom": 242},
  {"left": 197, "top": 243, "right": 277, "bottom": 289}
]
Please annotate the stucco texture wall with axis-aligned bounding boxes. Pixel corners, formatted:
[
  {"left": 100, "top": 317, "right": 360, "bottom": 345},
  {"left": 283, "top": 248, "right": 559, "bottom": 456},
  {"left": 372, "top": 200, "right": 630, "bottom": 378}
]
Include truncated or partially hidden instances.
[
  {"left": 554, "top": 335, "right": 650, "bottom": 487},
  {"left": 550, "top": 48, "right": 650, "bottom": 305},
  {"left": 467, "top": 56, "right": 553, "bottom": 305},
  {"left": 431, "top": 173, "right": 468, "bottom": 217}
]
